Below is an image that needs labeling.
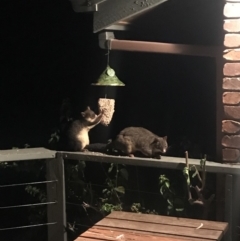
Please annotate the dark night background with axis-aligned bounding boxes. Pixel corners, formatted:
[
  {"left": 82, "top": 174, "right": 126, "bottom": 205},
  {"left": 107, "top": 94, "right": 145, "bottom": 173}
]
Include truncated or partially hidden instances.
[
  {"left": 1, "top": 0, "right": 104, "bottom": 149},
  {"left": 1, "top": 0, "right": 223, "bottom": 157}
]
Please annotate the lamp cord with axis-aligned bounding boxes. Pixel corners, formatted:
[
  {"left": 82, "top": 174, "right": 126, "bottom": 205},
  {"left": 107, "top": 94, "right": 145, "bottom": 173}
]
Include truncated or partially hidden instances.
[
  {"left": 107, "top": 39, "right": 112, "bottom": 66},
  {"left": 105, "top": 39, "right": 112, "bottom": 98}
]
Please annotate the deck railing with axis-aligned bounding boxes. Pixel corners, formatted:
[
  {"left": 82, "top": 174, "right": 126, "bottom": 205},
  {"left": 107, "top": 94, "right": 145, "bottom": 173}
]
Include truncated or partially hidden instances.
[
  {"left": 0, "top": 148, "right": 67, "bottom": 241},
  {"left": 1, "top": 147, "right": 240, "bottom": 241}
]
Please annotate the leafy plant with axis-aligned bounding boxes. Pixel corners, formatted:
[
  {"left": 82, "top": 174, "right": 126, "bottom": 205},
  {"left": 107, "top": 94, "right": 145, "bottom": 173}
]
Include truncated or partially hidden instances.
[
  {"left": 0, "top": 161, "right": 18, "bottom": 169},
  {"left": 25, "top": 185, "right": 47, "bottom": 224},
  {"left": 48, "top": 130, "right": 60, "bottom": 145},
  {"left": 99, "top": 163, "right": 128, "bottom": 214},
  {"left": 159, "top": 154, "right": 215, "bottom": 219},
  {"left": 130, "top": 202, "right": 158, "bottom": 215},
  {"left": 159, "top": 174, "right": 185, "bottom": 216},
  {"left": 65, "top": 160, "right": 89, "bottom": 203},
  {"left": 183, "top": 154, "right": 215, "bottom": 219},
  {"left": 25, "top": 185, "right": 47, "bottom": 203}
]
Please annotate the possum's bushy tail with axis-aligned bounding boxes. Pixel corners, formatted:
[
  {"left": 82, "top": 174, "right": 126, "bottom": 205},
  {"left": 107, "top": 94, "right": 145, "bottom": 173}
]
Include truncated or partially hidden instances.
[
  {"left": 84, "top": 139, "right": 122, "bottom": 155},
  {"left": 56, "top": 98, "right": 74, "bottom": 151},
  {"left": 84, "top": 139, "right": 113, "bottom": 153},
  {"left": 59, "top": 98, "right": 73, "bottom": 132}
]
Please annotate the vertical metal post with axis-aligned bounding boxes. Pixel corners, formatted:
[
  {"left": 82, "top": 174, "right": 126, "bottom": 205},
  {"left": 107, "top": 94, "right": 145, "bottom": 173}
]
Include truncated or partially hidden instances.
[
  {"left": 232, "top": 175, "right": 240, "bottom": 241},
  {"left": 216, "top": 173, "right": 225, "bottom": 221},
  {"left": 215, "top": 56, "right": 224, "bottom": 161},
  {"left": 46, "top": 154, "right": 67, "bottom": 241},
  {"left": 225, "top": 174, "right": 232, "bottom": 241}
]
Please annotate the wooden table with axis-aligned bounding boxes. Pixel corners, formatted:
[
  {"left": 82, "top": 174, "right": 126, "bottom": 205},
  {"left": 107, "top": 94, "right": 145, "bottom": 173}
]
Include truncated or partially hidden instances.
[{"left": 75, "top": 211, "right": 228, "bottom": 241}]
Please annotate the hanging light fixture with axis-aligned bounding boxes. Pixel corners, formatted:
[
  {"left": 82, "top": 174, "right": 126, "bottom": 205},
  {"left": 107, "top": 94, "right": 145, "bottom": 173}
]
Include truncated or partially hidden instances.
[
  {"left": 91, "top": 65, "right": 125, "bottom": 86},
  {"left": 91, "top": 40, "right": 125, "bottom": 126},
  {"left": 91, "top": 40, "right": 125, "bottom": 86}
]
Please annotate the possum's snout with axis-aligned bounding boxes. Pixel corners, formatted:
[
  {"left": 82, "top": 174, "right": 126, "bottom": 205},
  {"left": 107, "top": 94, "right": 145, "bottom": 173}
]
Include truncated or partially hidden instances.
[{"left": 162, "top": 148, "right": 167, "bottom": 153}]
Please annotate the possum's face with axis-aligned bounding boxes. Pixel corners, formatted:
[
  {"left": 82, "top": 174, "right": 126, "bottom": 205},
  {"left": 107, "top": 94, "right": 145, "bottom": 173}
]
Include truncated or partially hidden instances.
[
  {"left": 154, "top": 136, "right": 168, "bottom": 153},
  {"left": 81, "top": 106, "right": 97, "bottom": 122}
]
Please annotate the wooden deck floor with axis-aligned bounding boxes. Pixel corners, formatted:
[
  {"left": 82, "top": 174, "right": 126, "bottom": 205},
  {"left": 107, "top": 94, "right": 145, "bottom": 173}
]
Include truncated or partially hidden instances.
[{"left": 75, "top": 211, "right": 228, "bottom": 241}]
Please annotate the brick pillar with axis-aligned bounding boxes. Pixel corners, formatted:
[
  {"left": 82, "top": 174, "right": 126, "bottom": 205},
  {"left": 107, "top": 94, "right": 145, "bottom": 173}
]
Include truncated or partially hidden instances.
[{"left": 222, "top": 1, "right": 240, "bottom": 162}]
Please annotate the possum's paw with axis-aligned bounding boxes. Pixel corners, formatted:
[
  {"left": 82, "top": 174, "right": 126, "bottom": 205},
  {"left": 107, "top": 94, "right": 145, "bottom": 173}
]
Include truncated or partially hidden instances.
[{"left": 82, "top": 148, "right": 90, "bottom": 153}]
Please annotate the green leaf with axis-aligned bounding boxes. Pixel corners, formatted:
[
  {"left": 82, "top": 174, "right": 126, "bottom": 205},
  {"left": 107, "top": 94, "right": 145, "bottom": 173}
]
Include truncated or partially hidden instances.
[
  {"left": 131, "top": 203, "right": 141, "bottom": 210},
  {"left": 119, "top": 168, "right": 128, "bottom": 180},
  {"left": 159, "top": 175, "right": 169, "bottom": 184},
  {"left": 77, "top": 160, "right": 86, "bottom": 170},
  {"left": 167, "top": 199, "right": 173, "bottom": 206},
  {"left": 131, "top": 203, "right": 141, "bottom": 213},
  {"left": 175, "top": 208, "right": 184, "bottom": 212},
  {"left": 183, "top": 167, "right": 190, "bottom": 185},
  {"left": 114, "top": 186, "right": 125, "bottom": 194},
  {"left": 192, "top": 170, "right": 198, "bottom": 178},
  {"left": 108, "top": 163, "right": 114, "bottom": 173},
  {"left": 183, "top": 167, "right": 189, "bottom": 176},
  {"left": 164, "top": 181, "right": 170, "bottom": 188},
  {"left": 160, "top": 185, "right": 165, "bottom": 195},
  {"left": 102, "top": 189, "right": 108, "bottom": 193},
  {"left": 167, "top": 205, "right": 173, "bottom": 210}
]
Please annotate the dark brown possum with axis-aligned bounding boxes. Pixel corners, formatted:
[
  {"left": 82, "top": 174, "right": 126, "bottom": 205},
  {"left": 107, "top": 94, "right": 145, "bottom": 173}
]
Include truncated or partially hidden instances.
[
  {"left": 109, "top": 127, "right": 168, "bottom": 159},
  {"left": 63, "top": 106, "right": 103, "bottom": 151}
]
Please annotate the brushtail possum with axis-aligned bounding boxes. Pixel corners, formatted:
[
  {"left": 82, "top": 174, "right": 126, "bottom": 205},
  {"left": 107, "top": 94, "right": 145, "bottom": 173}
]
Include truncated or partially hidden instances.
[
  {"left": 109, "top": 127, "right": 168, "bottom": 159},
  {"left": 64, "top": 106, "right": 103, "bottom": 151}
]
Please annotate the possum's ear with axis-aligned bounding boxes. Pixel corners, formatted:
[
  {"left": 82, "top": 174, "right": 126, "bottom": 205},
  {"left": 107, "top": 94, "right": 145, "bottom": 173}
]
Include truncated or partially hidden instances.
[
  {"left": 86, "top": 106, "right": 90, "bottom": 110},
  {"left": 81, "top": 112, "right": 85, "bottom": 117},
  {"left": 163, "top": 136, "right": 167, "bottom": 141},
  {"left": 152, "top": 137, "right": 160, "bottom": 144}
]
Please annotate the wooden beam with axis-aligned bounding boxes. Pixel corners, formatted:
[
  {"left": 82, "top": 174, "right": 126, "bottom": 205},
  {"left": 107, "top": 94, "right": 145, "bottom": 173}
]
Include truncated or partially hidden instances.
[
  {"left": 93, "top": 0, "right": 168, "bottom": 33},
  {"left": 104, "top": 24, "right": 129, "bottom": 31},
  {"left": 109, "top": 39, "right": 222, "bottom": 57}
]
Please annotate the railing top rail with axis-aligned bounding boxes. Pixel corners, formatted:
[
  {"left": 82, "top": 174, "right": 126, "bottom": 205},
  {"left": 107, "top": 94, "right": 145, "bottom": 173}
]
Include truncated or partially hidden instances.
[
  {"left": 59, "top": 151, "right": 240, "bottom": 175},
  {"left": 2, "top": 147, "right": 239, "bottom": 175},
  {"left": 0, "top": 148, "right": 56, "bottom": 162}
]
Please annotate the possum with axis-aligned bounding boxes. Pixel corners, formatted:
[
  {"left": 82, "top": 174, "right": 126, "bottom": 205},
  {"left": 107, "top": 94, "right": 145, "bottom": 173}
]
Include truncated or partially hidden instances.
[
  {"left": 109, "top": 127, "right": 168, "bottom": 159},
  {"left": 64, "top": 106, "right": 103, "bottom": 151}
]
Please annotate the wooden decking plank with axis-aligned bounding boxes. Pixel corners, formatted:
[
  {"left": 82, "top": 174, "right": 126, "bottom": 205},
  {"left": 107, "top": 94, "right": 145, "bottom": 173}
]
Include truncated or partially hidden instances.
[
  {"left": 76, "top": 238, "right": 122, "bottom": 241},
  {"left": 75, "top": 238, "right": 105, "bottom": 241},
  {"left": 95, "top": 218, "right": 223, "bottom": 240},
  {"left": 75, "top": 211, "right": 228, "bottom": 241},
  {"left": 107, "top": 211, "right": 228, "bottom": 233},
  {"left": 89, "top": 227, "right": 212, "bottom": 241},
  {"left": 77, "top": 227, "right": 207, "bottom": 241}
]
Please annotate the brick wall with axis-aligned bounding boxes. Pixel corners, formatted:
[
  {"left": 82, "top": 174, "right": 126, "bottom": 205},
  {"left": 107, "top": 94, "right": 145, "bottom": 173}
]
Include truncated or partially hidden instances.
[{"left": 222, "top": 1, "right": 240, "bottom": 162}]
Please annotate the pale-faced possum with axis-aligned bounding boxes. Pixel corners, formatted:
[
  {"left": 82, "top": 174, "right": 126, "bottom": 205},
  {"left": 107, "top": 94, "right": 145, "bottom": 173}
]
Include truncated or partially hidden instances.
[
  {"left": 109, "top": 127, "right": 168, "bottom": 159},
  {"left": 64, "top": 106, "right": 103, "bottom": 151}
]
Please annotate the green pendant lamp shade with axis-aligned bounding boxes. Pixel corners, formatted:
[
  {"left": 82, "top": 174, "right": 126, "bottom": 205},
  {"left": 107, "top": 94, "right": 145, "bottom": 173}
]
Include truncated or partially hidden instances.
[{"left": 92, "top": 65, "right": 125, "bottom": 86}]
